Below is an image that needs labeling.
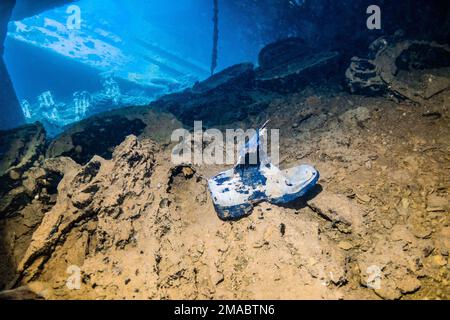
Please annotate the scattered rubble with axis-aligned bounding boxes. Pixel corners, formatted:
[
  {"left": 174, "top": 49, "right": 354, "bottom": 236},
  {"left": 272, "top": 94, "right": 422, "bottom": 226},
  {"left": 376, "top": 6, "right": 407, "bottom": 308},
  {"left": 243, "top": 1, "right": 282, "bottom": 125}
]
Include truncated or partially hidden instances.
[{"left": 307, "top": 190, "right": 365, "bottom": 235}]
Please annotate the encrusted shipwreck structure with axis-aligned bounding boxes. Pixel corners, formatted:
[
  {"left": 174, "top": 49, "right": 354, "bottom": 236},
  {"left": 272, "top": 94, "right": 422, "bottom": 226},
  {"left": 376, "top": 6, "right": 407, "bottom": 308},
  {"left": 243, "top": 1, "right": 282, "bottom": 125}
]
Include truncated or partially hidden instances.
[
  {"left": 346, "top": 36, "right": 450, "bottom": 103},
  {"left": 255, "top": 37, "right": 340, "bottom": 93}
]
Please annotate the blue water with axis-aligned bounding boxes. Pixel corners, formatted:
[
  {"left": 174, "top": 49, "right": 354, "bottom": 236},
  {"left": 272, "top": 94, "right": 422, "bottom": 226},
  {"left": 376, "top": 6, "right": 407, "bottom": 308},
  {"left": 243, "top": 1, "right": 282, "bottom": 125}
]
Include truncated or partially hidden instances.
[{"left": 3, "top": 0, "right": 267, "bottom": 132}]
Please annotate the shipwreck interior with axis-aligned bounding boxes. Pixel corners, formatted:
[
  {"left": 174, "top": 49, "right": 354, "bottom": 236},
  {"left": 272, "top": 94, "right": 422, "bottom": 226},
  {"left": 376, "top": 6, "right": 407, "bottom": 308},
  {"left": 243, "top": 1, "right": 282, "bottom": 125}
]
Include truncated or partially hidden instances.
[{"left": 0, "top": 0, "right": 449, "bottom": 301}]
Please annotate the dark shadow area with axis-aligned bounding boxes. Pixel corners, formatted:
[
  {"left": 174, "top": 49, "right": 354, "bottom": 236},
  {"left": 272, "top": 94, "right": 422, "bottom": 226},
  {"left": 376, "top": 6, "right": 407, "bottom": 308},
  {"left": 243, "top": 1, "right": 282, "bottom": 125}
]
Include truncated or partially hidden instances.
[
  {"left": 278, "top": 184, "right": 323, "bottom": 211},
  {"left": 58, "top": 115, "right": 146, "bottom": 165},
  {"left": 0, "top": 222, "right": 17, "bottom": 290}
]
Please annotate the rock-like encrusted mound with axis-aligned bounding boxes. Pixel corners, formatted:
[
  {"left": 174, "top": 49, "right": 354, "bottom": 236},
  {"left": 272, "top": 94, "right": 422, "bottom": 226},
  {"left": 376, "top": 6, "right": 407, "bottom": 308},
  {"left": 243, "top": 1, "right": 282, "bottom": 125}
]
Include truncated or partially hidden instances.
[
  {"left": 0, "top": 122, "right": 46, "bottom": 177},
  {"left": 255, "top": 38, "right": 340, "bottom": 93},
  {"left": 17, "top": 136, "right": 159, "bottom": 280},
  {"left": 46, "top": 108, "right": 181, "bottom": 165},
  {"left": 0, "top": 123, "right": 50, "bottom": 219},
  {"left": 346, "top": 36, "right": 450, "bottom": 103},
  {"left": 152, "top": 63, "right": 263, "bottom": 128}
]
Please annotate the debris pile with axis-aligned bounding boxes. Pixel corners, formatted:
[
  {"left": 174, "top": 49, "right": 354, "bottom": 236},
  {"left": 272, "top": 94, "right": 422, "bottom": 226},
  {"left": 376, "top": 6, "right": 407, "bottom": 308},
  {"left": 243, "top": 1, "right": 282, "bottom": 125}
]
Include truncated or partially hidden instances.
[{"left": 346, "top": 36, "right": 450, "bottom": 104}]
